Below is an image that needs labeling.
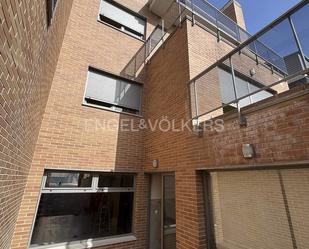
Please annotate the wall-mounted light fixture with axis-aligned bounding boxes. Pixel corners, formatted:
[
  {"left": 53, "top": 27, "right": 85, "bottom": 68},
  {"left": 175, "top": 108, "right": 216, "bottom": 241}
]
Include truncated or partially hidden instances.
[
  {"left": 242, "top": 144, "right": 255, "bottom": 158},
  {"left": 152, "top": 159, "right": 159, "bottom": 168},
  {"left": 250, "top": 68, "right": 256, "bottom": 76}
]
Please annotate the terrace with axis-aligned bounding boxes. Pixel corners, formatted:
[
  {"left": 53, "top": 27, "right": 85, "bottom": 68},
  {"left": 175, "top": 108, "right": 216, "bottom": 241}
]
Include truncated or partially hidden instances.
[
  {"left": 122, "top": 0, "right": 309, "bottom": 80},
  {"left": 185, "top": 0, "right": 309, "bottom": 125}
]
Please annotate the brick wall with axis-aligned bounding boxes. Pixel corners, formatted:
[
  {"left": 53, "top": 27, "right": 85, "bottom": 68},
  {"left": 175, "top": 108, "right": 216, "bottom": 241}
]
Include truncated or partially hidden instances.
[
  {"left": 144, "top": 18, "right": 309, "bottom": 248},
  {"left": 203, "top": 89, "right": 309, "bottom": 248},
  {"left": 10, "top": 0, "right": 160, "bottom": 248},
  {"left": 199, "top": 86, "right": 309, "bottom": 167},
  {"left": 221, "top": 0, "right": 247, "bottom": 30},
  {"left": 0, "top": 0, "right": 73, "bottom": 248},
  {"left": 144, "top": 21, "right": 208, "bottom": 248},
  {"left": 144, "top": 20, "right": 308, "bottom": 172},
  {"left": 3, "top": 1, "right": 308, "bottom": 248}
]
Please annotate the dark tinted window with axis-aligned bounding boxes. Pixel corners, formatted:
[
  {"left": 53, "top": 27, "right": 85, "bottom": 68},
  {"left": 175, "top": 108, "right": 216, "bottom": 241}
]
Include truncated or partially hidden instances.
[
  {"left": 98, "top": 174, "right": 134, "bottom": 188},
  {"left": 31, "top": 192, "right": 134, "bottom": 246},
  {"left": 163, "top": 175, "right": 176, "bottom": 227}
]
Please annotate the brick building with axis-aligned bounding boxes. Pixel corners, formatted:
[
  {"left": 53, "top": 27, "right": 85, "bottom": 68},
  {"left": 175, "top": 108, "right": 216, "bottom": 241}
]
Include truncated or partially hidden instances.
[{"left": 0, "top": 0, "right": 308, "bottom": 249}]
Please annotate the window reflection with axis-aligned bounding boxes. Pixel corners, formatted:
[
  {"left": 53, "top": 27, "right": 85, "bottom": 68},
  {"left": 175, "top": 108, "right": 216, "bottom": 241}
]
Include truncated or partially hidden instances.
[
  {"left": 31, "top": 192, "right": 134, "bottom": 246},
  {"left": 45, "top": 172, "right": 92, "bottom": 188}
]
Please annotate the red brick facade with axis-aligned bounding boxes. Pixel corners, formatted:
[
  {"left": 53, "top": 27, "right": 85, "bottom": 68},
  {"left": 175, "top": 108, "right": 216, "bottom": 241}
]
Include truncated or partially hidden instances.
[
  {"left": 1, "top": 0, "right": 308, "bottom": 249},
  {"left": 143, "top": 20, "right": 309, "bottom": 249},
  {"left": 0, "top": 0, "right": 73, "bottom": 248},
  {"left": 10, "top": 0, "right": 160, "bottom": 248}
]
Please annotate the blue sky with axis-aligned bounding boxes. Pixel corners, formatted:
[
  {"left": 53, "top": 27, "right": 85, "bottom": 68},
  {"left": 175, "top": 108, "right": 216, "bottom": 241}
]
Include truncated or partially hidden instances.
[{"left": 208, "top": 0, "right": 302, "bottom": 34}]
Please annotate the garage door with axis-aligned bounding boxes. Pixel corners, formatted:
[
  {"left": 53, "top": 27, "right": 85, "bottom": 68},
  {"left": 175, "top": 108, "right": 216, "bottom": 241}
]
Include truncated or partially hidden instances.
[{"left": 206, "top": 168, "right": 309, "bottom": 249}]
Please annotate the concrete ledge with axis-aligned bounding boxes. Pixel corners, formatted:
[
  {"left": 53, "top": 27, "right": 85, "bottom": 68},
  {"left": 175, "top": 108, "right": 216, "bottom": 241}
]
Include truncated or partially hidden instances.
[
  {"left": 203, "top": 84, "right": 309, "bottom": 123},
  {"left": 197, "top": 160, "right": 309, "bottom": 172}
]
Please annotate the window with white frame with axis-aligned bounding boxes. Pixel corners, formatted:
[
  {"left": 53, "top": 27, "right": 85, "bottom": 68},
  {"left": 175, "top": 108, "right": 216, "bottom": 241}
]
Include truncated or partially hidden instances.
[
  {"left": 98, "top": 0, "right": 146, "bottom": 40},
  {"left": 46, "top": 0, "right": 58, "bottom": 27},
  {"left": 84, "top": 67, "right": 142, "bottom": 115},
  {"left": 30, "top": 171, "right": 135, "bottom": 248}
]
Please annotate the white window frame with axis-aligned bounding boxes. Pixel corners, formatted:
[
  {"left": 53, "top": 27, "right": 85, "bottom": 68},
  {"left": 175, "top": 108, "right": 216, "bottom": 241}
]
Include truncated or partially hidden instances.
[
  {"left": 29, "top": 170, "right": 137, "bottom": 249},
  {"left": 82, "top": 67, "right": 143, "bottom": 117},
  {"left": 97, "top": 0, "right": 147, "bottom": 40}
]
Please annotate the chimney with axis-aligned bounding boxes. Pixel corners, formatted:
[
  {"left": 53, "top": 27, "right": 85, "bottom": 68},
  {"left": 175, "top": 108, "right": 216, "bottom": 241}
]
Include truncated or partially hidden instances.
[{"left": 221, "top": 0, "right": 246, "bottom": 30}]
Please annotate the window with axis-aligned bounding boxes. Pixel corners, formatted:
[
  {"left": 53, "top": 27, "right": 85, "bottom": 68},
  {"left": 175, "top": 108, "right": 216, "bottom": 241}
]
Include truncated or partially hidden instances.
[
  {"left": 205, "top": 168, "right": 309, "bottom": 249},
  {"left": 45, "top": 171, "right": 92, "bottom": 188},
  {"left": 98, "top": 0, "right": 146, "bottom": 40},
  {"left": 218, "top": 68, "right": 275, "bottom": 111},
  {"left": 30, "top": 171, "right": 135, "bottom": 248},
  {"left": 98, "top": 174, "right": 135, "bottom": 188},
  {"left": 46, "top": 0, "right": 58, "bottom": 27},
  {"left": 84, "top": 68, "right": 142, "bottom": 115}
]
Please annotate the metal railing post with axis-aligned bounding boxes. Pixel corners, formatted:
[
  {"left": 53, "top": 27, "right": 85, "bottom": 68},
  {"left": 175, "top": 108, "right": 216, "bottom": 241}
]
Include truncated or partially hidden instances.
[
  {"left": 253, "top": 41, "right": 259, "bottom": 65},
  {"left": 194, "top": 80, "right": 199, "bottom": 124},
  {"left": 229, "top": 57, "right": 239, "bottom": 109},
  {"left": 215, "top": 9, "right": 220, "bottom": 42},
  {"left": 134, "top": 57, "right": 137, "bottom": 78},
  {"left": 193, "top": 80, "right": 203, "bottom": 136},
  {"left": 161, "top": 19, "right": 165, "bottom": 42},
  {"left": 236, "top": 25, "right": 241, "bottom": 42},
  {"left": 288, "top": 16, "right": 307, "bottom": 70},
  {"left": 191, "top": 0, "right": 195, "bottom": 26},
  {"left": 160, "top": 19, "right": 166, "bottom": 49},
  {"left": 145, "top": 39, "right": 148, "bottom": 64},
  {"left": 149, "top": 35, "right": 152, "bottom": 56},
  {"left": 229, "top": 57, "right": 246, "bottom": 126},
  {"left": 178, "top": 3, "right": 182, "bottom": 27},
  {"left": 217, "top": 30, "right": 221, "bottom": 42}
]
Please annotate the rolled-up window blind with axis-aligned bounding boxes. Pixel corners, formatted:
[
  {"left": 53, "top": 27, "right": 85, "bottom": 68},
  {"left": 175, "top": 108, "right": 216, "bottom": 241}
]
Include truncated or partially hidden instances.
[
  {"left": 209, "top": 168, "right": 309, "bottom": 249},
  {"left": 99, "top": 0, "right": 145, "bottom": 36},
  {"left": 85, "top": 69, "right": 142, "bottom": 112}
]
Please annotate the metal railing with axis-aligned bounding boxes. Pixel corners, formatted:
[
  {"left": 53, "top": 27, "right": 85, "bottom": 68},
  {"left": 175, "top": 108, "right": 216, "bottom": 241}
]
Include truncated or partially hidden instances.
[
  {"left": 189, "top": 0, "right": 309, "bottom": 124},
  {"left": 122, "top": 0, "right": 288, "bottom": 79},
  {"left": 123, "top": 0, "right": 308, "bottom": 83},
  {"left": 179, "top": 0, "right": 288, "bottom": 74},
  {"left": 191, "top": 68, "right": 309, "bottom": 123},
  {"left": 122, "top": 24, "right": 166, "bottom": 78},
  {"left": 122, "top": 1, "right": 186, "bottom": 79}
]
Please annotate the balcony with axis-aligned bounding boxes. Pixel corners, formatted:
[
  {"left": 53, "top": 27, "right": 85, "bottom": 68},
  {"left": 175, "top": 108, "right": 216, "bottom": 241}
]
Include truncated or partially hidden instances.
[
  {"left": 188, "top": 0, "right": 309, "bottom": 125},
  {"left": 123, "top": 0, "right": 305, "bottom": 81}
]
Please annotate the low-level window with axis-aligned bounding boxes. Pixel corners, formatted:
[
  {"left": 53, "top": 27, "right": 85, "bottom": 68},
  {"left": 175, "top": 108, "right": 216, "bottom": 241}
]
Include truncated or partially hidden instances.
[
  {"left": 84, "top": 67, "right": 142, "bottom": 115},
  {"left": 30, "top": 171, "right": 135, "bottom": 247}
]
